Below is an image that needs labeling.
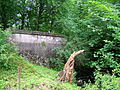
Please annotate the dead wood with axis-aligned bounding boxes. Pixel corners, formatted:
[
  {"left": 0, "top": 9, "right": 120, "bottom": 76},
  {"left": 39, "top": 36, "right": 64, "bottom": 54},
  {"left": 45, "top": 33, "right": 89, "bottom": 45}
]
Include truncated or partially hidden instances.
[{"left": 57, "top": 50, "right": 84, "bottom": 83}]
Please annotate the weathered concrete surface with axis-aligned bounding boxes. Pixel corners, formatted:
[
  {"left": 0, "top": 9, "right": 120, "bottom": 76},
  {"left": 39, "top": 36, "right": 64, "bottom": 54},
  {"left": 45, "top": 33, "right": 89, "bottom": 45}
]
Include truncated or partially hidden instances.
[{"left": 10, "top": 30, "right": 64, "bottom": 67}]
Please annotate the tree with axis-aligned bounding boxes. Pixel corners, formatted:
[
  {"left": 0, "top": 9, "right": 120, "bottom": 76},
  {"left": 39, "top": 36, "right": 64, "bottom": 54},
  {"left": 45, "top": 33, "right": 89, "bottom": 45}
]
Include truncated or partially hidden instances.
[
  {"left": 0, "top": 0, "right": 17, "bottom": 30},
  {"left": 0, "top": 0, "right": 66, "bottom": 31},
  {"left": 50, "top": 0, "right": 120, "bottom": 72}
]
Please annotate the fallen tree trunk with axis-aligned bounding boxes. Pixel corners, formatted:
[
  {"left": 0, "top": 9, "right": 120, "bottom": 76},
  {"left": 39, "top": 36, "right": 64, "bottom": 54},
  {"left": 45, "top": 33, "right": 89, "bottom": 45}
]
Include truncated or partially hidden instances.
[{"left": 58, "top": 50, "right": 84, "bottom": 83}]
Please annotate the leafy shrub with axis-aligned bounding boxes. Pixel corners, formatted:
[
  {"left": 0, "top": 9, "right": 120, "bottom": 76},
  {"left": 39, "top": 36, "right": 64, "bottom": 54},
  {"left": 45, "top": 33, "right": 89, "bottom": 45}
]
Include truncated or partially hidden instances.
[
  {"left": 0, "top": 29, "right": 24, "bottom": 69},
  {"left": 49, "top": 58, "right": 64, "bottom": 70},
  {"left": 0, "top": 80, "right": 7, "bottom": 89},
  {"left": 84, "top": 72, "right": 120, "bottom": 90},
  {"left": 113, "top": 63, "right": 120, "bottom": 77}
]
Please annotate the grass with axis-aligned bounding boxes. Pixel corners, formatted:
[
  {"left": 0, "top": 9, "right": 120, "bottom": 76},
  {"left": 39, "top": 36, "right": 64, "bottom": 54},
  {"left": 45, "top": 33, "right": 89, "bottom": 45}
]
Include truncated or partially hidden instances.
[{"left": 0, "top": 61, "right": 81, "bottom": 90}]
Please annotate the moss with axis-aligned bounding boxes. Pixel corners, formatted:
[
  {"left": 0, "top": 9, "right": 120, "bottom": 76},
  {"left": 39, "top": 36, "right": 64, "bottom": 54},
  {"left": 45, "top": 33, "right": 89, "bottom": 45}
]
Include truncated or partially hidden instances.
[{"left": 41, "top": 41, "right": 46, "bottom": 47}]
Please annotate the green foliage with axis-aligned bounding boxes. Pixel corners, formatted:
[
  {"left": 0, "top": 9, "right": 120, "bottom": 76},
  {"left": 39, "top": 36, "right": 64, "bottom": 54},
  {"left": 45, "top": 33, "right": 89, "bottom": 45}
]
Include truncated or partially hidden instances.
[
  {"left": 0, "top": 80, "right": 7, "bottom": 89},
  {"left": 84, "top": 72, "right": 120, "bottom": 90},
  {"left": 113, "top": 64, "right": 120, "bottom": 77},
  {"left": 0, "top": 63, "right": 81, "bottom": 90},
  {"left": 0, "top": 0, "right": 67, "bottom": 31},
  {"left": 41, "top": 41, "right": 46, "bottom": 47},
  {"left": 0, "top": 29, "right": 25, "bottom": 69},
  {"left": 49, "top": 58, "right": 64, "bottom": 70},
  {"left": 0, "top": 0, "right": 17, "bottom": 29},
  {"left": 51, "top": 0, "right": 120, "bottom": 71},
  {"left": 0, "top": 0, "right": 119, "bottom": 88}
]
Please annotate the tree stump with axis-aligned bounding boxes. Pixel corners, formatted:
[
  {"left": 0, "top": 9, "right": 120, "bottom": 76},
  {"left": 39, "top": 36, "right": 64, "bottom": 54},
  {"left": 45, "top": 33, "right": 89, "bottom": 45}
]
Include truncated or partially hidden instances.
[{"left": 58, "top": 50, "right": 84, "bottom": 83}]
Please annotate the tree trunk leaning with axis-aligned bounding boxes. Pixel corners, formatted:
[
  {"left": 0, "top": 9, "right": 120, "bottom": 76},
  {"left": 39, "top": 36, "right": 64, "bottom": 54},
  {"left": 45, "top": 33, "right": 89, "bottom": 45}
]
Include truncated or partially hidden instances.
[{"left": 58, "top": 50, "right": 84, "bottom": 83}]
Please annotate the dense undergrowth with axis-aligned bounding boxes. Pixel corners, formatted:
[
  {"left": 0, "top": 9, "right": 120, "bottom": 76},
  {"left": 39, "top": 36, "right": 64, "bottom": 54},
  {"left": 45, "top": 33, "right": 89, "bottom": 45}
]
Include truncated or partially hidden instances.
[
  {"left": 0, "top": 29, "right": 25, "bottom": 70},
  {"left": 49, "top": 0, "right": 120, "bottom": 77},
  {"left": 49, "top": 0, "right": 120, "bottom": 89}
]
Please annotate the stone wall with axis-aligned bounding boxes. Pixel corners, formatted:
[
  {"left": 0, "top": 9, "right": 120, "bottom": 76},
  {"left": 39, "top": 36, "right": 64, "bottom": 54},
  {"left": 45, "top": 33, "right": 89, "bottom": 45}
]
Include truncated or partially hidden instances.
[{"left": 10, "top": 30, "right": 64, "bottom": 67}]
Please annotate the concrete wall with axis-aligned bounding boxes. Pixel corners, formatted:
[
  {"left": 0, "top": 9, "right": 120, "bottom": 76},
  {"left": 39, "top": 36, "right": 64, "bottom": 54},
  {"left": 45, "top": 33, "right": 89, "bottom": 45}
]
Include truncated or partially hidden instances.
[{"left": 10, "top": 30, "right": 64, "bottom": 67}]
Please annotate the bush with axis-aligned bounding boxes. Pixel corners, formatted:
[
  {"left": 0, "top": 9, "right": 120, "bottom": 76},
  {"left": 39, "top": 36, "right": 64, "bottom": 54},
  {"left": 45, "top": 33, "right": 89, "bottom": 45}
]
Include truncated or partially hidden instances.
[
  {"left": 84, "top": 72, "right": 120, "bottom": 90},
  {"left": 49, "top": 58, "right": 64, "bottom": 70},
  {"left": 113, "top": 63, "right": 120, "bottom": 77},
  {"left": 0, "top": 29, "right": 24, "bottom": 69}
]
